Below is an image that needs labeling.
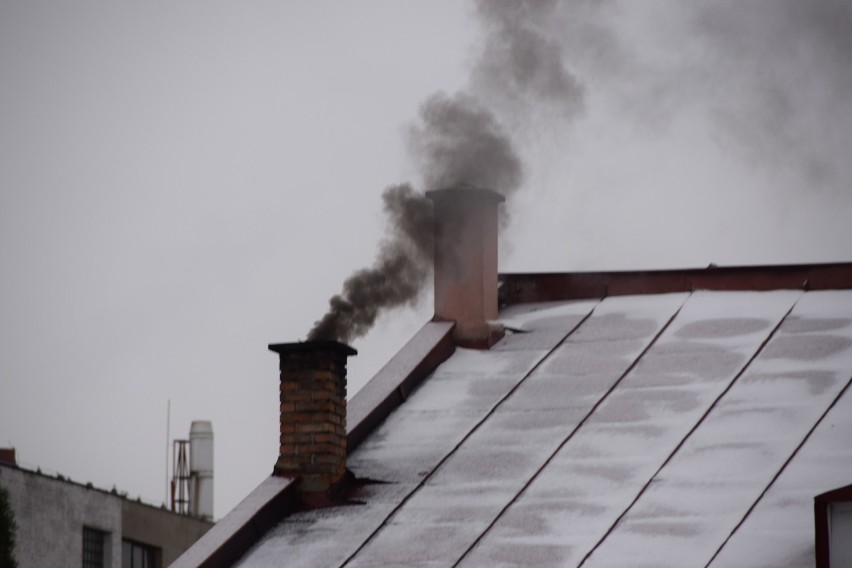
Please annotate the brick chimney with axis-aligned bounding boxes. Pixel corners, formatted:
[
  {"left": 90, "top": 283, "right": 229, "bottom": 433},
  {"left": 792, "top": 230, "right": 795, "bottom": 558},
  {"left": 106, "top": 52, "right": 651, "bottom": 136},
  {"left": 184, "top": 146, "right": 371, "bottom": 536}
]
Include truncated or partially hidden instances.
[
  {"left": 268, "top": 341, "right": 356, "bottom": 502},
  {"left": 426, "top": 186, "right": 505, "bottom": 348}
]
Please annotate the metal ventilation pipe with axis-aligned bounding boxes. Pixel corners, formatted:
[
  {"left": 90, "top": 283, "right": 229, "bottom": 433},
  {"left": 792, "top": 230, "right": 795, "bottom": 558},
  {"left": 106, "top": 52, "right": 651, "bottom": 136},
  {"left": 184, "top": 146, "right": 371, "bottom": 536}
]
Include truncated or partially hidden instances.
[
  {"left": 189, "top": 420, "right": 214, "bottom": 521},
  {"left": 426, "top": 186, "right": 505, "bottom": 348}
]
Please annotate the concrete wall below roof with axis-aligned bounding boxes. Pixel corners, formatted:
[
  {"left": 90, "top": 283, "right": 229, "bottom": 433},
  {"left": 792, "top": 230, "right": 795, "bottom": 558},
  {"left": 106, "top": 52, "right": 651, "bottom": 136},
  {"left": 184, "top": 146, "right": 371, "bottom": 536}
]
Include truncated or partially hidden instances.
[
  {"left": 0, "top": 463, "right": 122, "bottom": 568},
  {"left": 0, "top": 463, "right": 213, "bottom": 568},
  {"left": 121, "top": 499, "right": 212, "bottom": 566}
]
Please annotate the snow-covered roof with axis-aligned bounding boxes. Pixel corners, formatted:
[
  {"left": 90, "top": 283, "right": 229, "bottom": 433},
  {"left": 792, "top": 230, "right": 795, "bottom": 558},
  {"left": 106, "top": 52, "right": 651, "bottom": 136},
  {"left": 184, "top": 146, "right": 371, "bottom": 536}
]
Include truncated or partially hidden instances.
[{"left": 223, "top": 280, "right": 852, "bottom": 567}]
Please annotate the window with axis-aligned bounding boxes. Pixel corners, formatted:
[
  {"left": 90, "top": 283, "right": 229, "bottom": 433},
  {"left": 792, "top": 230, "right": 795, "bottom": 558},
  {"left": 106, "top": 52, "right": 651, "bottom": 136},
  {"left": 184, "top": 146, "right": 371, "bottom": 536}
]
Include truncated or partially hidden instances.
[
  {"left": 815, "top": 484, "right": 852, "bottom": 567},
  {"left": 122, "top": 539, "right": 158, "bottom": 568},
  {"left": 82, "top": 526, "right": 108, "bottom": 568}
]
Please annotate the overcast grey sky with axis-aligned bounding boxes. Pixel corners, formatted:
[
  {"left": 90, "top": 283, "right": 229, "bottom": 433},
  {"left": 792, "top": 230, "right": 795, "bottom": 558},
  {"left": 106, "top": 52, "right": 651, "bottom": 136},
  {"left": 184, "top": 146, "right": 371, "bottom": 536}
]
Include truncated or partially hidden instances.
[{"left": 2, "top": 1, "right": 851, "bottom": 518}]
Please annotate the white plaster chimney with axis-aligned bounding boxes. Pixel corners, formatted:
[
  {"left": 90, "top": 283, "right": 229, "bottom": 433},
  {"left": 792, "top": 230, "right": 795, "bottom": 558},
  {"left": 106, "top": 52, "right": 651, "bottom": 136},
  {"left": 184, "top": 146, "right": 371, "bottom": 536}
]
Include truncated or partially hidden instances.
[{"left": 188, "top": 420, "right": 214, "bottom": 521}]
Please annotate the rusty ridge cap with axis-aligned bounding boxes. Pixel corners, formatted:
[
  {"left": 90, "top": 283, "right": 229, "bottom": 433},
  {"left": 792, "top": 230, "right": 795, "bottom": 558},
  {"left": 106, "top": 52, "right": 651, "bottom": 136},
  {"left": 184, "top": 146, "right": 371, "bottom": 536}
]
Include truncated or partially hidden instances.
[
  {"left": 499, "top": 262, "right": 852, "bottom": 304},
  {"left": 501, "top": 261, "right": 852, "bottom": 278}
]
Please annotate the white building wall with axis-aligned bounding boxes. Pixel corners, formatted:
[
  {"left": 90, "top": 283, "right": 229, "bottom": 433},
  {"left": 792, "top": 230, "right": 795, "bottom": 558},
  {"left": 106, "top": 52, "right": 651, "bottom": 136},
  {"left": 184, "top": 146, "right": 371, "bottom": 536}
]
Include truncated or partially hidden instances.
[
  {"left": 830, "top": 503, "right": 852, "bottom": 568},
  {"left": 0, "top": 465, "right": 122, "bottom": 568}
]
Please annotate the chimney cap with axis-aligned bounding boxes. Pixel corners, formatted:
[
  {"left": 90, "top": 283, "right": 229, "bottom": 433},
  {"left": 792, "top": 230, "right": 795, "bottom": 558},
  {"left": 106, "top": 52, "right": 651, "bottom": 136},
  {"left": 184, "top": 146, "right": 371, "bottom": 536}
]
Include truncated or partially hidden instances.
[
  {"left": 190, "top": 420, "right": 213, "bottom": 435},
  {"left": 426, "top": 185, "right": 506, "bottom": 203},
  {"left": 0, "top": 448, "right": 16, "bottom": 466},
  {"left": 268, "top": 340, "right": 357, "bottom": 357}
]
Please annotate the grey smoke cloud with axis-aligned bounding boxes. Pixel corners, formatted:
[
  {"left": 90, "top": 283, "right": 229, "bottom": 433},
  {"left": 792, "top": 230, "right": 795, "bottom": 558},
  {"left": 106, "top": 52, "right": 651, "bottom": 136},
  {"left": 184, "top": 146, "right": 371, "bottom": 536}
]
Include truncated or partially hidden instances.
[
  {"left": 409, "top": 92, "right": 524, "bottom": 199},
  {"left": 472, "top": 0, "right": 585, "bottom": 121},
  {"left": 688, "top": 0, "right": 852, "bottom": 186},
  {"left": 525, "top": 0, "right": 852, "bottom": 189}
]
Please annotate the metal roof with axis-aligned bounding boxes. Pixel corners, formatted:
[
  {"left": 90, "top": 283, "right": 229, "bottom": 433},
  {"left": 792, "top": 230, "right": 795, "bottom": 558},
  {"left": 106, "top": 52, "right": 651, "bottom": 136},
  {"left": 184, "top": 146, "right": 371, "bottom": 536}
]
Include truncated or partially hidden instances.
[{"left": 229, "top": 282, "right": 852, "bottom": 567}]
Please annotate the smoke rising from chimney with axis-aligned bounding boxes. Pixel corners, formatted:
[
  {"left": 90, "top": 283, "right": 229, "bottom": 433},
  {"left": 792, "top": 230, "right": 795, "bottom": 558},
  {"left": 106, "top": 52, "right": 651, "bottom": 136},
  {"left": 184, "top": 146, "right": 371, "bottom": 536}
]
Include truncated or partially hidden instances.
[
  {"left": 472, "top": 0, "right": 585, "bottom": 122},
  {"left": 307, "top": 184, "right": 433, "bottom": 343},
  {"left": 687, "top": 0, "right": 852, "bottom": 186},
  {"left": 410, "top": 92, "right": 524, "bottom": 200},
  {"left": 307, "top": 93, "right": 526, "bottom": 342},
  {"left": 310, "top": 0, "right": 852, "bottom": 343},
  {"left": 308, "top": 1, "right": 581, "bottom": 343}
]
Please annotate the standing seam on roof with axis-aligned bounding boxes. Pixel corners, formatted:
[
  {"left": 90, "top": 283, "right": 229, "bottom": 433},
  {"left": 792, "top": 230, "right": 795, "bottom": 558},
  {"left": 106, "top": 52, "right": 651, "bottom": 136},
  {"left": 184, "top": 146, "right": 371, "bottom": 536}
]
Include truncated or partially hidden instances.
[
  {"left": 704, "top": 375, "right": 852, "bottom": 568},
  {"left": 337, "top": 301, "right": 601, "bottom": 568},
  {"left": 453, "top": 292, "right": 692, "bottom": 568},
  {"left": 576, "top": 295, "right": 802, "bottom": 568}
]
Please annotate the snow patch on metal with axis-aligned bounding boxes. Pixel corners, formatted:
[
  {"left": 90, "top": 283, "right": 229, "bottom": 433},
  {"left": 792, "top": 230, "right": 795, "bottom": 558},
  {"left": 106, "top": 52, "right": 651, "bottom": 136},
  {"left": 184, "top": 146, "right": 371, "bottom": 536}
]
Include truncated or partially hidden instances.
[
  {"left": 351, "top": 293, "right": 688, "bottom": 565},
  {"left": 461, "top": 290, "right": 802, "bottom": 567}
]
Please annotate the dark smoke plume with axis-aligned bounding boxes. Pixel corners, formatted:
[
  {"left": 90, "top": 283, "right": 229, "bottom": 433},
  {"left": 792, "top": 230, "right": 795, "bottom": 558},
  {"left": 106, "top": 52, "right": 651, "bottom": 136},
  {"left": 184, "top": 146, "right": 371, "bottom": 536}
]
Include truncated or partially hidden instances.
[
  {"left": 307, "top": 1, "right": 585, "bottom": 343},
  {"left": 310, "top": 0, "right": 852, "bottom": 343},
  {"left": 472, "top": 0, "right": 585, "bottom": 122},
  {"left": 409, "top": 92, "right": 524, "bottom": 199},
  {"left": 308, "top": 94, "right": 526, "bottom": 342},
  {"left": 307, "top": 184, "right": 433, "bottom": 343}
]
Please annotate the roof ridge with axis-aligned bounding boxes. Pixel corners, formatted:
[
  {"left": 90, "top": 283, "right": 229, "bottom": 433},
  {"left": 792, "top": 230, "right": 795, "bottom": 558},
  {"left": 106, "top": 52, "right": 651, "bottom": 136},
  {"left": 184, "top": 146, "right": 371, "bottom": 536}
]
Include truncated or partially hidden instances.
[
  {"left": 500, "top": 262, "right": 852, "bottom": 305},
  {"left": 0, "top": 461, "right": 176, "bottom": 514}
]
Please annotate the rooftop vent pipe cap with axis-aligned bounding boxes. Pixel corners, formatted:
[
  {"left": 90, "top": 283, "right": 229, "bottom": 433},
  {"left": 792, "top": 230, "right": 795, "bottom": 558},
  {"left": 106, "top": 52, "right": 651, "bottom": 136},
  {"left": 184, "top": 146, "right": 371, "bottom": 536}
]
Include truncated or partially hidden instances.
[
  {"left": 425, "top": 184, "right": 507, "bottom": 204},
  {"left": 426, "top": 186, "right": 505, "bottom": 348}
]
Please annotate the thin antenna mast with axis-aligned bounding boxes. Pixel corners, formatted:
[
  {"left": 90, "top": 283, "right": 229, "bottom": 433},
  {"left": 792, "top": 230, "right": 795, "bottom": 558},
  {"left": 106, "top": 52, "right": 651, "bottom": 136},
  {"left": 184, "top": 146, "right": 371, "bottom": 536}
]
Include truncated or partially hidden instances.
[{"left": 165, "top": 399, "right": 170, "bottom": 504}]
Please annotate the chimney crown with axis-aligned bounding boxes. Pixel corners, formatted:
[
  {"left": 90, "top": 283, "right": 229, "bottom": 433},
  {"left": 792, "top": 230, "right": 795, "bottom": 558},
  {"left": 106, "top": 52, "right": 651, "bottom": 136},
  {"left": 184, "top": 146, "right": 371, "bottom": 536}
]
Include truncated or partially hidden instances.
[{"left": 270, "top": 341, "right": 356, "bottom": 499}]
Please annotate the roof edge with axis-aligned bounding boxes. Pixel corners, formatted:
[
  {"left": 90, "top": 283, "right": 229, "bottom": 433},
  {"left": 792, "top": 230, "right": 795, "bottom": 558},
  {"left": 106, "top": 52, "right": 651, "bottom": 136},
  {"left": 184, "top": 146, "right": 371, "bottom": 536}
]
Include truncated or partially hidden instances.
[
  {"left": 170, "top": 476, "right": 298, "bottom": 568},
  {"left": 347, "top": 321, "right": 456, "bottom": 451},
  {"left": 499, "top": 262, "right": 852, "bottom": 305},
  {"left": 814, "top": 483, "right": 852, "bottom": 503},
  {"left": 0, "top": 461, "right": 212, "bottom": 522},
  {"left": 172, "top": 321, "right": 455, "bottom": 568}
]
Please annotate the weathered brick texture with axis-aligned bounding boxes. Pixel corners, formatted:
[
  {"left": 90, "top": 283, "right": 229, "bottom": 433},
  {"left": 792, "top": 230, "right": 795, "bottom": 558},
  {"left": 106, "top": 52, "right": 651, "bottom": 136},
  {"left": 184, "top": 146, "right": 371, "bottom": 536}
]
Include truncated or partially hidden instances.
[{"left": 268, "top": 341, "right": 356, "bottom": 494}]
